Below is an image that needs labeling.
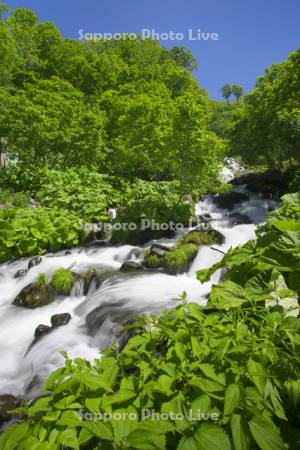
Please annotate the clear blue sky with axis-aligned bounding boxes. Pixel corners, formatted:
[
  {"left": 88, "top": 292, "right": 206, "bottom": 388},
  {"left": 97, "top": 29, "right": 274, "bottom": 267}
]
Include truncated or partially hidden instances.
[{"left": 4, "top": 0, "right": 300, "bottom": 99}]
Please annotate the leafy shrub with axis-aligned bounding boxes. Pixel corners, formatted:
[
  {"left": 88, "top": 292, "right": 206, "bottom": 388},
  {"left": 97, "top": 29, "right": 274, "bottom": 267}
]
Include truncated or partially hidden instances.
[
  {"left": 0, "top": 208, "right": 83, "bottom": 263},
  {"left": 0, "top": 164, "right": 44, "bottom": 197},
  {"left": 1, "top": 299, "right": 299, "bottom": 449},
  {"left": 51, "top": 269, "right": 76, "bottom": 296},
  {"left": 114, "top": 180, "right": 192, "bottom": 228},
  {"left": 0, "top": 166, "right": 127, "bottom": 222}
]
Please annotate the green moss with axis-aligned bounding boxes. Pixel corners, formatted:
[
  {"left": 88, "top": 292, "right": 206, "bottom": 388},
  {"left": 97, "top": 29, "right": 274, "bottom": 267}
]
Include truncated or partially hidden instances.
[
  {"left": 179, "top": 230, "right": 224, "bottom": 246},
  {"left": 143, "top": 254, "right": 162, "bottom": 269},
  {"left": 164, "top": 243, "right": 198, "bottom": 275},
  {"left": 51, "top": 269, "right": 76, "bottom": 296}
]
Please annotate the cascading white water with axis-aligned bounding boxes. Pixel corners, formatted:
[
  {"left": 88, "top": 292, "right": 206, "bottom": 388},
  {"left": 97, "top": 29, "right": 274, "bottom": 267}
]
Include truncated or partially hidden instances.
[{"left": 0, "top": 187, "right": 276, "bottom": 400}]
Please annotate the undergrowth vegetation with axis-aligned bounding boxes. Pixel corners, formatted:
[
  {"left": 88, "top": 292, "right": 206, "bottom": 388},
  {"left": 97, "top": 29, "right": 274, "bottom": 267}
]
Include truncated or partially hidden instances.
[
  {"left": 0, "top": 298, "right": 299, "bottom": 450},
  {"left": 0, "top": 208, "right": 83, "bottom": 263},
  {"left": 2, "top": 192, "right": 299, "bottom": 449}
]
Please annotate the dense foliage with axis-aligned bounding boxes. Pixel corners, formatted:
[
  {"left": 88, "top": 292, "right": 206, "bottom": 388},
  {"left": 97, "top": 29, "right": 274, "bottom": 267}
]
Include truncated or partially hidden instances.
[
  {"left": 0, "top": 207, "right": 83, "bottom": 262},
  {"left": 230, "top": 49, "right": 300, "bottom": 169},
  {"left": 0, "top": 3, "right": 223, "bottom": 191}
]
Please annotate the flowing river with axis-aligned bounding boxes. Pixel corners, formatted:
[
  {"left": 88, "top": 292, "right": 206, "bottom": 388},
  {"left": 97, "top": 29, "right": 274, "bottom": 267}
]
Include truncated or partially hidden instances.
[{"left": 0, "top": 182, "right": 276, "bottom": 400}]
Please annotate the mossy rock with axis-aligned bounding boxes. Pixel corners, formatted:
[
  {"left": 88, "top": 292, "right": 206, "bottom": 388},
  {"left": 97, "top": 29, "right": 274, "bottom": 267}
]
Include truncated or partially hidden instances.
[
  {"left": 51, "top": 269, "right": 77, "bottom": 296},
  {"left": 164, "top": 243, "right": 198, "bottom": 275},
  {"left": 179, "top": 229, "right": 225, "bottom": 246},
  {"left": 12, "top": 283, "right": 56, "bottom": 308},
  {"left": 143, "top": 229, "right": 224, "bottom": 275}
]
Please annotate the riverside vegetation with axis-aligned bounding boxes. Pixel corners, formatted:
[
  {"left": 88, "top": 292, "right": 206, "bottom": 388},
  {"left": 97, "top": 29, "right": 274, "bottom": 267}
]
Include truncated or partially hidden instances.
[{"left": 0, "top": 2, "right": 300, "bottom": 449}]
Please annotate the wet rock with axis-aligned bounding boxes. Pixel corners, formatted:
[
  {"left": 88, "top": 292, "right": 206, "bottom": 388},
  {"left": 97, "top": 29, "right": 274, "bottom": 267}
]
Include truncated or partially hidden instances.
[
  {"left": 231, "top": 172, "right": 259, "bottom": 186},
  {"left": 213, "top": 192, "right": 249, "bottom": 209},
  {"left": 229, "top": 212, "right": 252, "bottom": 225},
  {"left": 120, "top": 261, "right": 143, "bottom": 272},
  {"left": 26, "top": 314, "right": 72, "bottom": 356},
  {"left": 12, "top": 282, "right": 55, "bottom": 308},
  {"left": 86, "top": 301, "right": 138, "bottom": 350},
  {"left": 65, "top": 250, "right": 72, "bottom": 255},
  {"left": 0, "top": 395, "right": 20, "bottom": 424},
  {"left": 28, "top": 256, "right": 42, "bottom": 270},
  {"left": 246, "top": 169, "right": 286, "bottom": 198},
  {"left": 34, "top": 324, "right": 51, "bottom": 339},
  {"left": 84, "top": 223, "right": 104, "bottom": 243},
  {"left": 149, "top": 244, "right": 171, "bottom": 258},
  {"left": 51, "top": 313, "right": 71, "bottom": 328},
  {"left": 13, "top": 269, "right": 28, "bottom": 279},
  {"left": 93, "top": 269, "right": 120, "bottom": 289},
  {"left": 83, "top": 268, "right": 97, "bottom": 295},
  {"left": 197, "top": 213, "right": 212, "bottom": 224},
  {"left": 207, "top": 229, "right": 226, "bottom": 245},
  {"left": 125, "top": 248, "right": 143, "bottom": 261}
]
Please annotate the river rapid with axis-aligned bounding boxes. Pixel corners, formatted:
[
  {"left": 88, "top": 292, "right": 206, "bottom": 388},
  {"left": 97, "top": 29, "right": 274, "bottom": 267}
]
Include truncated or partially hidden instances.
[{"left": 0, "top": 178, "right": 276, "bottom": 400}]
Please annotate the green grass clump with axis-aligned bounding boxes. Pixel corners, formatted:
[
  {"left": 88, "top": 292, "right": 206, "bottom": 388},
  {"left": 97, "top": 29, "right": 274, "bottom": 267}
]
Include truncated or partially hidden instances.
[
  {"left": 37, "top": 273, "right": 48, "bottom": 286},
  {"left": 51, "top": 269, "right": 76, "bottom": 296},
  {"left": 143, "top": 253, "right": 162, "bottom": 269},
  {"left": 164, "top": 243, "right": 198, "bottom": 274}
]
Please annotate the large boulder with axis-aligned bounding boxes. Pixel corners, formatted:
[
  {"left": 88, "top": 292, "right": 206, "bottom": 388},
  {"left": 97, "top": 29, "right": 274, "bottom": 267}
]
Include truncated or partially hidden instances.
[
  {"left": 213, "top": 192, "right": 249, "bottom": 209},
  {"left": 12, "top": 283, "right": 56, "bottom": 308},
  {"left": 231, "top": 172, "right": 259, "bottom": 186},
  {"left": 246, "top": 169, "right": 286, "bottom": 198}
]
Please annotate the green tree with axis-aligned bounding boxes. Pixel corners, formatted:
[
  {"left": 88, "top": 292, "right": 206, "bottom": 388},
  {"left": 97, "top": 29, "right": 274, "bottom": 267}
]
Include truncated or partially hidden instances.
[
  {"left": 0, "top": 78, "right": 106, "bottom": 167},
  {"left": 230, "top": 49, "right": 300, "bottom": 168},
  {"left": 231, "top": 84, "right": 244, "bottom": 102},
  {"left": 221, "top": 84, "right": 232, "bottom": 104}
]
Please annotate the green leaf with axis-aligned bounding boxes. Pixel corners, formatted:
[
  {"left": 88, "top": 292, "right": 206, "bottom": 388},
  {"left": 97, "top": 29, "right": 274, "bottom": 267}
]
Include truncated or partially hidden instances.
[
  {"left": 0, "top": 423, "right": 29, "bottom": 450},
  {"left": 231, "top": 414, "right": 251, "bottom": 450},
  {"left": 57, "top": 410, "right": 82, "bottom": 427},
  {"left": 195, "top": 424, "right": 231, "bottom": 450},
  {"left": 57, "top": 429, "right": 79, "bottom": 449},
  {"left": 224, "top": 384, "right": 240, "bottom": 418},
  {"left": 249, "top": 416, "right": 285, "bottom": 450},
  {"left": 82, "top": 421, "right": 114, "bottom": 440},
  {"left": 247, "top": 358, "right": 267, "bottom": 395}
]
